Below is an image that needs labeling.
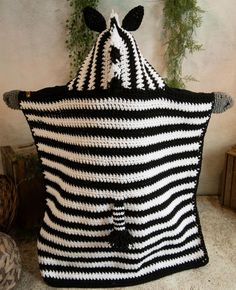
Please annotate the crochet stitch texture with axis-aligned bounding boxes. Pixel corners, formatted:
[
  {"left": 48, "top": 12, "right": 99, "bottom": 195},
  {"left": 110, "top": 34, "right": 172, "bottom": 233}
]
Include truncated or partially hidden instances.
[{"left": 18, "top": 6, "right": 215, "bottom": 288}]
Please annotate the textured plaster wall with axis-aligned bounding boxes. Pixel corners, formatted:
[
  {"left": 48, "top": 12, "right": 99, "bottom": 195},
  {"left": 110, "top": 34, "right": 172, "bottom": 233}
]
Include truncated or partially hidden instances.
[{"left": 0, "top": 0, "right": 236, "bottom": 195}]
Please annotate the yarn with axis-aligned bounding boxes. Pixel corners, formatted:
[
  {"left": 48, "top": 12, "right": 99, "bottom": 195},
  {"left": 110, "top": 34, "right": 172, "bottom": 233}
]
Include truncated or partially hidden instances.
[
  {"left": 213, "top": 92, "right": 233, "bottom": 113},
  {"left": 3, "top": 90, "right": 20, "bottom": 110}
]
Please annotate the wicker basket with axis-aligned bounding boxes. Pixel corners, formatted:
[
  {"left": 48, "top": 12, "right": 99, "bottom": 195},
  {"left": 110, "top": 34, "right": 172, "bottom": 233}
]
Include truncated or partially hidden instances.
[
  {"left": 0, "top": 232, "right": 21, "bottom": 290},
  {"left": 0, "top": 175, "right": 17, "bottom": 232}
]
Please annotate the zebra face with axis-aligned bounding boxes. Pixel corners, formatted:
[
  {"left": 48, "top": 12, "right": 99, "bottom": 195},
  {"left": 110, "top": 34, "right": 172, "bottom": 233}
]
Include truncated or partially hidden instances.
[{"left": 68, "top": 6, "right": 165, "bottom": 91}]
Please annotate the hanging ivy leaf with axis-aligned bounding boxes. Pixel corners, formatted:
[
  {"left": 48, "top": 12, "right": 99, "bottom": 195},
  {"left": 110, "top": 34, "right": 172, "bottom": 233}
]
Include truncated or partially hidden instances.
[
  {"left": 162, "top": 0, "right": 204, "bottom": 88},
  {"left": 66, "top": 0, "right": 100, "bottom": 78}
]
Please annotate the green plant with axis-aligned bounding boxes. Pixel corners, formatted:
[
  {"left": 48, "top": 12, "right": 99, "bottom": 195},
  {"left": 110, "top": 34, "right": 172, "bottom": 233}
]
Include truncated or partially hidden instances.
[
  {"left": 66, "top": 0, "right": 100, "bottom": 77},
  {"left": 163, "top": 0, "right": 204, "bottom": 88}
]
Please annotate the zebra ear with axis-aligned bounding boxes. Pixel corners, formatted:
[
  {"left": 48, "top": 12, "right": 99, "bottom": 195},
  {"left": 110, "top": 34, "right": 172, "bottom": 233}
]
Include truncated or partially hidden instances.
[
  {"left": 122, "top": 6, "right": 144, "bottom": 31},
  {"left": 83, "top": 7, "right": 106, "bottom": 32}
]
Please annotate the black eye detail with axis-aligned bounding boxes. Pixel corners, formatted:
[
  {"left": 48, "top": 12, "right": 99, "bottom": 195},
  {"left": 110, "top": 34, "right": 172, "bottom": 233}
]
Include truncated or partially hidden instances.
[
  {"left": 110, "top": 46, "right": 121, "bottom": 64},
  {"left": 83, "top": 7, "right": 107, "bottom": 32},
  {"left": 122, "top": 6, "right": 144, "bottom": 31}
]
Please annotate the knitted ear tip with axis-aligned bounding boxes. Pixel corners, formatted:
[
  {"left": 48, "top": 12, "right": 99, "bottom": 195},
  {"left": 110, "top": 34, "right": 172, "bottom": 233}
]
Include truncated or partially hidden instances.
[
  {"left": 213, "top": 92, "right": 234, "bottom": 113},
  {"left": 3, "top": 92, "right": 8, "bottom": 100}
]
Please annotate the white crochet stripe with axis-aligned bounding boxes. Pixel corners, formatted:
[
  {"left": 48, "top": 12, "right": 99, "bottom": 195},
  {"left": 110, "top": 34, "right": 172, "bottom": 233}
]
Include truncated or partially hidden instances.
[
  {"left": 122, "top": 223, "right": 199, "bottom": 253},
  {"left": 120, "top": 38, "right": 131, "bottom": 88},
  {"left": 67, "top": 44, "right": 94, "bottom": 91},
  {"left": 44, "top": 199, "right": 195, "bottom": 239},
  {"left": 39, "top": 238, "right": 201, "bottom": 270},
  {"left": 45, "top": 193, "right": 193, "bottom": 226},
  {"left": 40, "top": 227, "right": 107, "bottom": 248},
  {"left": 122, "top": 30, "right": 145, "bottom": 90},
  {"left": 46, "top": 182, "right": 195, "bottom": 215},
  {"left": 143, "top": 58, "right": 165, "bottom": 89},
  {"left": 101, "top": 39, "right": 111, "bottom": 89},
  {"left": 136, "top": 46, "right": 156, "bottom": 90},
  {"left": 110, "top": 18, "right": 122, "bottom": 48},
  {"left": 128, "top": 225, "right": 200, "bottom": 253},
  {"left": 142, "top": 61, "right": 156, "bottom": 90},
  {"left": 109, "top": 26, "right": 122, "bottom": 82},
  {"left": 25, "top": 114, "right": 209, "bottom": 129},
  {"left": 46, "top": 199, "right": 112, "bottom": 226},
  {"left": 38, "top": 222, "right": 197, "bottom": 260},
  {"left": 67, "top": 78, "right": 76, "bottom": 91},
  {"left": 88, "top": 30, "right": 107, "bottom": 90},
  {"left": 38, "top": 223, "right": 199, "bottom": 260},
  {"left": 20, "top": 97, "right": 212, "bottom": 112},
  {"left": 37, "top": 142, "right": 200, "bottom": 166},
  {"left": 40, "top": 212, "right": 198, "bottom": 251},
  {"left": 126, "top": 183, "right": 196, "bottom": 211},
  {"left": 46, "top": 185, "right": 112, "bottom": 212},
  {"left": 75, "top": 45, "right": 95, "bottom": 91},
  {"left": 46, "top": 199, "right": 111, "bottom": 226},
  {"left": 113, "top": 212, "right": 124, "bottom": 217},
  {"left": 38, "top": 232, "right": 199, "bottom": 270},
  {"left": 131, "top": 204, "right": 196, "bottom": 238},
  {"left": 41, "top": 156, "right": 199, "bottom": 184},
  {"left": 32, "top": 128, "right": 203, "bottom": 148},
  {"left": 114, "top": 226, "right": 126, "bottom": 231},
  {"left": 135, "top": 44, "right": 156, "bottom": 90},
  {"left": 127, "top": 194, "right": 194, "bottom": 224},
  {"left": 78, "top": 30, "right": 109, "bottom": 90},
  {"left": 44, "top": 213, "right": 110, "bottom": 237},
  {"left": 45, "top": 185, "right": 193, "bottom": 231},
  {"left": 40, "top": 212, "right": 197, "bottom": 249},
  {"left": 113, "top": 205, "right": 124, "bottom": 210},
  {"left": 41, "top": 249, "right": 204, "bottom": 280},
  {"left": 123, "top": 29, "right": 157, "bottom": 90},
  {"left": 43, "top": 169, "right": 198, "bottom": 199}
]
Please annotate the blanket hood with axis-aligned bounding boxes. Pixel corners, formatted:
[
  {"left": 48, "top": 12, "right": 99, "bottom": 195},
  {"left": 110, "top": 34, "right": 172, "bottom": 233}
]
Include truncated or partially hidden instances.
[{"left": 67, "top": 6, "right": 165, "bottom": 92}]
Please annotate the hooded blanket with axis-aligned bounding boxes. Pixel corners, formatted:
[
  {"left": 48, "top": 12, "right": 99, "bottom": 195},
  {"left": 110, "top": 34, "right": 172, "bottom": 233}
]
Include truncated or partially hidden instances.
[{"left": 18, "top": 6, "right": 215, "bottom": 288}]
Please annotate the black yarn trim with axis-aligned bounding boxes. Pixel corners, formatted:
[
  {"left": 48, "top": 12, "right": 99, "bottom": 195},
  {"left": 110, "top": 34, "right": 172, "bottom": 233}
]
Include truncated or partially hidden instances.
[
  {"left": 18, "top": 85, "right": 215, "bottom": 104},
  {"left": 42, "top": 257, "right": 208, "bottom": 288}
]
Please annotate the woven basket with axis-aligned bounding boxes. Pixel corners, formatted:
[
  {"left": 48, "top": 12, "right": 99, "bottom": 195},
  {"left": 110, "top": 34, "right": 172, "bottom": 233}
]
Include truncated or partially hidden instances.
[
  {"left": 0, "top": 175, "right": 17, "bottom": 232},
  {"left": 0, "top": 232, "right": 21, "bottom": 290}
]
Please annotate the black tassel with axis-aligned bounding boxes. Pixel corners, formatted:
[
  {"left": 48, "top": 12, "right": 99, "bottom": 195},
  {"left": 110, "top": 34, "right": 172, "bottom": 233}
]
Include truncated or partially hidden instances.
[{"left": 109, "top": 229, "right": 134, "bottom": 250}]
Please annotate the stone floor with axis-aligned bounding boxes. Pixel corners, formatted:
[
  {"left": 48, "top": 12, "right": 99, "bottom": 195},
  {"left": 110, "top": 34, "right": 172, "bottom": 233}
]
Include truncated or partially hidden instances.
[{"left": 12, "top": 196, "right": 236, "bottom": 290}]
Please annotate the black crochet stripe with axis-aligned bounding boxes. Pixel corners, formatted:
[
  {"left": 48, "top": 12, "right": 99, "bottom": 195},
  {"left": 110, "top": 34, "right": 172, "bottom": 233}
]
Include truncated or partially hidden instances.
[
  {"left": 34, "top": 135, "right": 202, "bottom": 157},
  {"left": 38, "top": 149, "right": 198, "bottom": 175}
]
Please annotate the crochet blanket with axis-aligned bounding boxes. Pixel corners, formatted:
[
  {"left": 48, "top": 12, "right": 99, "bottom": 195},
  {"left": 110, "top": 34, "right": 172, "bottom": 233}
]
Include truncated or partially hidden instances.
[{"left": 18, "top": 6, "right": 215, "bottom": 288}]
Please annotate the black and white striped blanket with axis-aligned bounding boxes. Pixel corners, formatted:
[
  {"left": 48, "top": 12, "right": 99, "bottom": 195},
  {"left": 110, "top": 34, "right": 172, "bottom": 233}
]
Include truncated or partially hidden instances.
[{"left": 18, "top": 6, "right": 214, "bottom": 288}]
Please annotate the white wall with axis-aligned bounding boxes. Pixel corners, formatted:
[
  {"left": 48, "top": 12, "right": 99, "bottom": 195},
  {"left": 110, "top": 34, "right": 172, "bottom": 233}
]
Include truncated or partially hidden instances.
[
  {"left": 0, "top": 0, "right": 70, "bottom": 147},
  {"left": 0, "top": 0, "right": 235, "bottom": 195},
  {"left": 183, "top": 0, "right": 236, "bottom": 194}
]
